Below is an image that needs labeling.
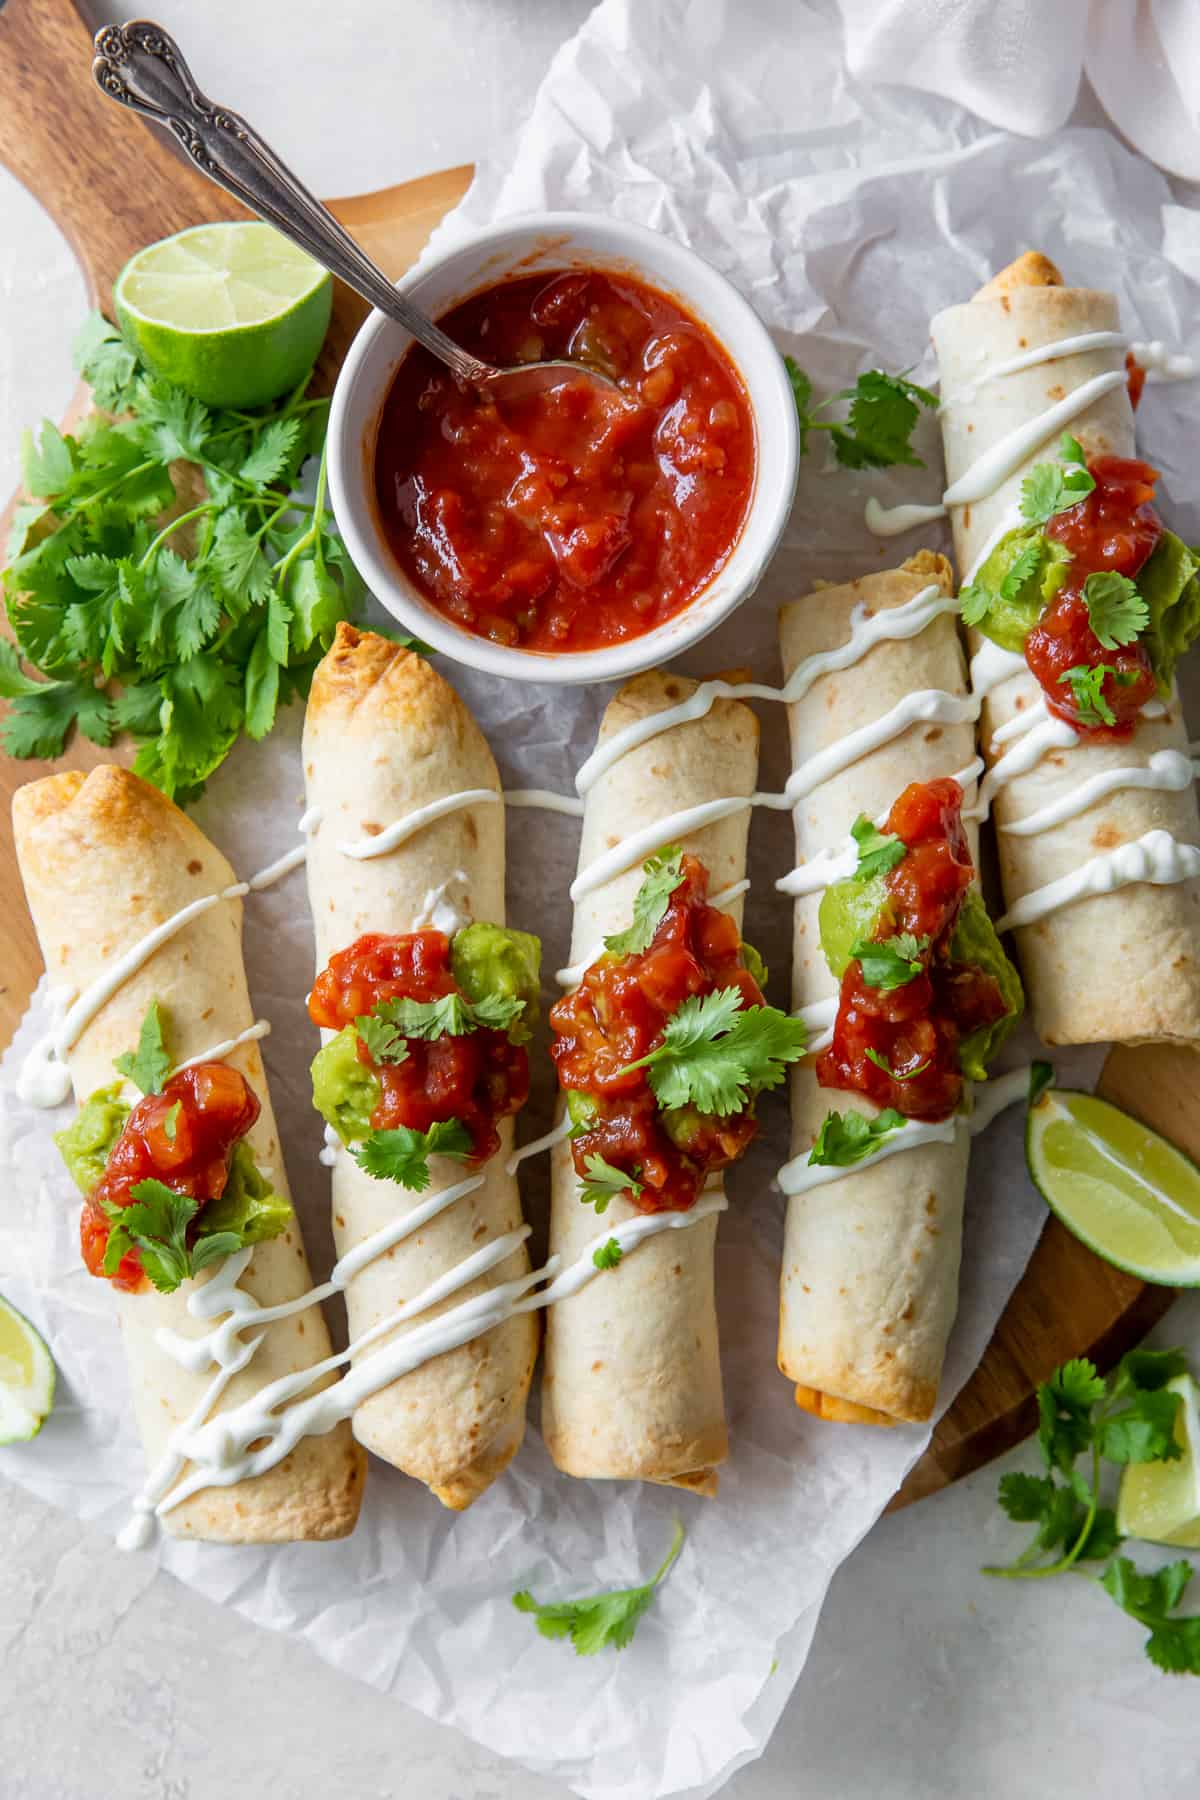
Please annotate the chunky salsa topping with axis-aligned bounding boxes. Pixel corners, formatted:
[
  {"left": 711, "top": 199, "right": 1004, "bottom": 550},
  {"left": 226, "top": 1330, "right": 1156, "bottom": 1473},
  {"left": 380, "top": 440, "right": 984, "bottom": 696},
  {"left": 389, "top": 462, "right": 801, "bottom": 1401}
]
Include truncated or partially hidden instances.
[
  {"left": 1026, "top": 455, "right": 1162, "bottom": 736},
  {"left": 81, "top": 1063, "right": 260, "bottom": 1291},
  {"left": 818, "top": 780, "right": 1009, "bottom": 1123},
  {"left": 308, "top": 929, "right": 528, "bottom": 1163},
  {"left": 549, "top": 855, "right": 764, "bottom": 1213},
  {"left": 373, "top": 269, "right": 754, "bottom": 654}
]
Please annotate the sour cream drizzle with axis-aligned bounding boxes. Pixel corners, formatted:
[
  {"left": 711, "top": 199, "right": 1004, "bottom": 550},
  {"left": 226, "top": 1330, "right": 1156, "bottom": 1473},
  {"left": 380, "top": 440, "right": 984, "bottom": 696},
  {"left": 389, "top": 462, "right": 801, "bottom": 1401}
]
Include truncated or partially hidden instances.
[
  {"left": 997, "top": 829, "right": 1200, "bottom": 932},
  {"left": 170, "top": 1021, "right": 271, "bottom": 1076},
  {"left": 338, "top": 788, "right": 500, "bottom": 859}
]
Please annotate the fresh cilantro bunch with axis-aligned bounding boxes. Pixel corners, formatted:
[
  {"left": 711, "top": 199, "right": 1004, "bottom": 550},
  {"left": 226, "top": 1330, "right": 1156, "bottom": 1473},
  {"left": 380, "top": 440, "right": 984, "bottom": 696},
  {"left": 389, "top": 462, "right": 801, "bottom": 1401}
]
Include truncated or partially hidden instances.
[
  {"left": 513, "top": 1521, "right": 685, "bottom": 1655},
  {"left": 986, "top": 1350, "right": 1200, "bottom": 1674},
  {"left": 0, "top": 313, "right": 372, "bottom": 800},
  {"left": 784, "top": 358, "right": 937, "bottom": 469},
  {"left": 618, "top": 987, "right": 808, "bottom": 1116}
]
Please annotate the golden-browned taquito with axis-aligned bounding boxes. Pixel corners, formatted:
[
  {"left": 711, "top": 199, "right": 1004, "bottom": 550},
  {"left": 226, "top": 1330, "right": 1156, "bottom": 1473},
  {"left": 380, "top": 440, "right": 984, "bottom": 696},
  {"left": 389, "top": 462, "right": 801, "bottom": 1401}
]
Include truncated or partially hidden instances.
[
  {"left": 12, "top": 766, "right": 365, "bottom": 1542},
  {"left": 778, "top": 555, "right": 974, "bottom": 1426},
  {"left": 542, "top": 670, "right": 759, "bottom": 1493},
  {"left": 933, "top": 253, "right": 1200, "bottom": 1045},
  {"left": 303, "top": 625, "right": 536, "bottom": 1510}
]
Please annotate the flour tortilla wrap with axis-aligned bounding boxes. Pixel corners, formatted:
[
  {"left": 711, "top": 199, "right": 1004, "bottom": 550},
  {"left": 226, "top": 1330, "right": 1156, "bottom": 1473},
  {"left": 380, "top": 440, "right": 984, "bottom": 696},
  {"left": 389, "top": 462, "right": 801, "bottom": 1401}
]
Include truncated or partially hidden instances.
[
  {"left": 542, "top": 670, "right": 758, "bottom": 1493},
  {"left": 302, "top": 624, "right": 536, "bottom": 1510},
  {"left": 932, "top": 253, "right": 1200, "bottom": 1045},
  {"left": 777, "top": 554, "right": 972, "bottom": 1425},
  {"left": 11, "top": 766, "right": 365, "bottom": 1543}
]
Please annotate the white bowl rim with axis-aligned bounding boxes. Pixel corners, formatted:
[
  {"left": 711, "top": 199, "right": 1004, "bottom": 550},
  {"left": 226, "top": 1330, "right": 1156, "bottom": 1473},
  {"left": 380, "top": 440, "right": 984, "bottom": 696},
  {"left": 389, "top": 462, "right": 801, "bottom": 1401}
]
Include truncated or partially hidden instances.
[{"left": 326, "top": 209, "right": 799, "bottom": 686}]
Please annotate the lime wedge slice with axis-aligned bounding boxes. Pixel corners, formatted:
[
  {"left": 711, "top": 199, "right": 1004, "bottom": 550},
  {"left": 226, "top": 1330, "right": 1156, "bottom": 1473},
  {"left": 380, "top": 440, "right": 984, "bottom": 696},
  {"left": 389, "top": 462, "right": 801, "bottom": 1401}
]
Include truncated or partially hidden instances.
[
  {"left": 0, "top": 1295, "right": 56, "bottom": 1444},
  {"left": 1117, "top": 1375, "right": 1200, "bottom": 1547},
  {"left": 1026, "top": 1086, "right": 1200, "bottom": 1285},
  {"left": 114, "top": 222, "right": 332, "bottom": 409}
]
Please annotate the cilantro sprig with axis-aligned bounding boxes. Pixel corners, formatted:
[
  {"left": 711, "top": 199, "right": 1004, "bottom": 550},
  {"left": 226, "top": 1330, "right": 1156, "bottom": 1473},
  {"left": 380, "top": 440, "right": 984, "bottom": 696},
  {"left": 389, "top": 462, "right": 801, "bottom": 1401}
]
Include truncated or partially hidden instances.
[
  {"left": 604, "top": 846, "right": 686, "bottom": 956},
  {"left": 513, "top": 1521, "right": 685, "bottom": 1656},
  {"left": 850, "top": 814, "right": 906, "bottom": 881},
  {"left": 851, "top": 932, "right": 929, "bottom": 990},
  {"left": 592, "top": 1237, "right": 624, "bottom": 1270},
  {"left": 352, "top": 1118, "right": 474, "bottom": 1191},
  {"left": 0, "top": 313, "right": 394, "bottom": 800},
  {"left": 865, "top": 1048, "right": 930, "bottom": 1082},
  {"left": 808, "top": 1107, "right": 908, "bottom": 1169},
  {"left": 580, "top": 1155, "right": 642, "bottom": 1214},
  {"left": 1060, "top": 663, "right": 1118, "bottom": 727},
  {"left": 101, "top": 1179, "right": 241, "bottom": 1294},
  {"left": 1082, "top": 570, "right": 1149, "bottom": 649},
  {"left": 617, "top": 989, "right": 808, "bottom": 1117},
  {"left": 986, "top": 1351, "right": 1200, "bottom": 1674},
  {"left": 784, "top": 359, "right": 937, "bottom": 469},
  {"left": 1019, "top": 432, "right": 1097, "bottom": 525},
  {"left": 355, "top": 991, "right": 525, "bottom": 1063},
  {"left": 113, "top": 1000, "right": 172, "bottom": 1096}
]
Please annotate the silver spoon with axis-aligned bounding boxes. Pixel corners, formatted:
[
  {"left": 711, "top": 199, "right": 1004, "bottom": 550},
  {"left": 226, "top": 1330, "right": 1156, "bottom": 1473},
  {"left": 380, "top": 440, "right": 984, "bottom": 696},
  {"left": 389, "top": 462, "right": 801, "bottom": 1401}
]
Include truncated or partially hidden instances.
[{"left": 90, "top": 19, "right": 623, "bottom": 406}]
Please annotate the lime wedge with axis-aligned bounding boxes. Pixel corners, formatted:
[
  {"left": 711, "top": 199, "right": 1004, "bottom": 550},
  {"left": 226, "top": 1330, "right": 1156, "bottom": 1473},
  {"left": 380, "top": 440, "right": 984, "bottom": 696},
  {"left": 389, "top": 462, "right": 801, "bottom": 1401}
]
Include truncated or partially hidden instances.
[
  {"left": 1117, "top": 1375, "right": 1200, "bottom": 1547},
  {"left": 1026, "top": 1087, "right": 1200, "bottom": 1285},
  {"left": 0, "top": 1295, "right": 56, "bottom": 1444},
  {"left": 114, "top": 223, "right": 332, "bottom": 409}
]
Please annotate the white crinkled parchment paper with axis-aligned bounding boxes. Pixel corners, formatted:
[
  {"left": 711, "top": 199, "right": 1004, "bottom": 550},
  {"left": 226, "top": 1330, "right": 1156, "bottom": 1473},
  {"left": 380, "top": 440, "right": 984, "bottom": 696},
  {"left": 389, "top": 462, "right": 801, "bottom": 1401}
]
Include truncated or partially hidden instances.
[{"left": 4, "top": 1, "right": 1200, "bottom": 1794}]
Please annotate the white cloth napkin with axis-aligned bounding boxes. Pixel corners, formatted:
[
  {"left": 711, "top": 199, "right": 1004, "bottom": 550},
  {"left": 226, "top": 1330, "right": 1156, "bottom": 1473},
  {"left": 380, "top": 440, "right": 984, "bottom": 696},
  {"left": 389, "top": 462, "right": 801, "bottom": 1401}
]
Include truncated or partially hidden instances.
[{"left": 839, "top": 0, "right": 1200, "bottom": 179}]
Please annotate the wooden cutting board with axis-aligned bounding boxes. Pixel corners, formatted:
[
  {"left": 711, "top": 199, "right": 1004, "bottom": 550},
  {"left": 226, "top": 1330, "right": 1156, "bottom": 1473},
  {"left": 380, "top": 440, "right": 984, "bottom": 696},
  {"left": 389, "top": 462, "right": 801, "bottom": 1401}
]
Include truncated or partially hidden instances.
[{"left": 0, "top": 0, "right": 1188, "bottom": 1508}]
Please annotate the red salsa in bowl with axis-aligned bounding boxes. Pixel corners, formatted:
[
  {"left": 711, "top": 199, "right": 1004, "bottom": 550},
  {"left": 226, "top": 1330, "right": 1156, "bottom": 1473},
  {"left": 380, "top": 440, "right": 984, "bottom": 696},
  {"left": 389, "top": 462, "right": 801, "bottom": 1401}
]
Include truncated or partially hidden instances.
[{"left": 372, "top": 269, "right": 756, "bottom": 653}]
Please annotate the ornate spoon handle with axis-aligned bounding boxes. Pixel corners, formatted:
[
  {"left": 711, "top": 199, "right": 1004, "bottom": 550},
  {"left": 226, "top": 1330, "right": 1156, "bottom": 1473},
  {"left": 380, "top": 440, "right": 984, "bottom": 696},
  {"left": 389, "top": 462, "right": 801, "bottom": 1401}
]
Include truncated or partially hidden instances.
[{"left": 91, "top": 19, "right": 491, "bottom": 386}]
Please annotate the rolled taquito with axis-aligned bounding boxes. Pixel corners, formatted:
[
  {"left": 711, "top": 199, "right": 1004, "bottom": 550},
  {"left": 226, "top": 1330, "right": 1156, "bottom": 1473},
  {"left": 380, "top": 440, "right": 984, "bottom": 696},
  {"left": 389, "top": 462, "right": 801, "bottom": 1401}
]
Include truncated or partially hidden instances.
[
  {"left": 303, "top": 624, "right": 536, "bottom": 1509},
  {"left": 932, "top": 252, "right": 1200, "bottom": 1045},
  {"left": 12, "top": 766, "right": 365, "bottom": 1541},
  {"left": 542, "top": 670, "right": 758, "bottom": 1493},
  {"left": 778, "top": 555, "right": 973, "bottom": 1425}
]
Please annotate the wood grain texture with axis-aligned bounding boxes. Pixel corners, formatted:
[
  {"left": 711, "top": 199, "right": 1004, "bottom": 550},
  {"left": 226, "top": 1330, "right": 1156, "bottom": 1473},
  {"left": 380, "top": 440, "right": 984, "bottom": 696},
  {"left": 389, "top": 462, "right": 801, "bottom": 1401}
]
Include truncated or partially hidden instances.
[{"left": 0, "top": 0, "right": 1181, "bottom": 1507}]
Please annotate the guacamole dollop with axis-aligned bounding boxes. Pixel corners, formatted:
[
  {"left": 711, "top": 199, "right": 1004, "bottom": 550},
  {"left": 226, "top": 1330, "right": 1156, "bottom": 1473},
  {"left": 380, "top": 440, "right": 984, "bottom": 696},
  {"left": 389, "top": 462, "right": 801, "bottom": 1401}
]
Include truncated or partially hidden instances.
[
  {"left": 451, "top": 922, "right": 542, "bottom": 1043},
  {"left": 817, "top": 871, "right": 893, "bottom": 980},
  {"left": 55, "top": 1084, "right": 129, "bottom": 1196},
  {"left": 947, "top": 889, "right": 1025, "bottom": 1080},
  {"left": 311, "top": 1024, "right": 381, "bottom": 1147}
]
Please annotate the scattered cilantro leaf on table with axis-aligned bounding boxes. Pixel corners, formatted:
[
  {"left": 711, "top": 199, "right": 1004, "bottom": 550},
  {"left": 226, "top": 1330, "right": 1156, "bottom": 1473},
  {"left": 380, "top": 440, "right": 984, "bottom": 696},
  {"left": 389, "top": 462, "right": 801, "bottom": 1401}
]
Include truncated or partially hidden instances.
[
  {"left": 353, "top": 1118, "right": 474, "bottom": 1191},
  {"left": 618, "top": 989, "right": 808, "bottom": 1117},
  {"left": 784, "top": 358, "right": 937, "bottom": 468},
  {"left": 0, "top": 312, "right": 424, "bottom": 800},
  {"left": 604, "top": 846, "right": 686, "bottom": 955},
  {"left": 513, "top": 1521, "right": 686, "bottom": 1655},
  {"left": 985, "top": 1350, "right": 1200, "bottom": 1674}
]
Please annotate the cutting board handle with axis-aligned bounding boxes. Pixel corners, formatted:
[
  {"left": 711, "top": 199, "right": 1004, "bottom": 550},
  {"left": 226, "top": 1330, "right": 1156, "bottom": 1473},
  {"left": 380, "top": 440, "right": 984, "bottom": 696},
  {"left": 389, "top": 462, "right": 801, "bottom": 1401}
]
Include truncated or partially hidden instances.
[{"left": 0, "top": 0, "right": 238, "bottom": 303}]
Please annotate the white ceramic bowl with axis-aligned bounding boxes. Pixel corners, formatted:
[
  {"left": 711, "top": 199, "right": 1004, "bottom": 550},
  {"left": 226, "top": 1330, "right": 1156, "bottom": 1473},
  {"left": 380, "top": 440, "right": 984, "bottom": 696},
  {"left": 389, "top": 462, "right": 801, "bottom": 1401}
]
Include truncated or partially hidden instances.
[{"left": 327, "top": 212, "right": 799, "bottom": 685}]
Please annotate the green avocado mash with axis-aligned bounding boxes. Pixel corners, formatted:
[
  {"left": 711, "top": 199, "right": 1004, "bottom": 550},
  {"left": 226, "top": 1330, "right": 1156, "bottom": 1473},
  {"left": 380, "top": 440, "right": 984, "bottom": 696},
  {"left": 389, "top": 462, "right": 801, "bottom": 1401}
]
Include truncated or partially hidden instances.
[
  {"left": 947, "top": 890, "right": 1024, "bottom": 1079},
  {"left": 311, "top": 1024, "right": 381, "bottom": 1147},
  {"left": 741, "top": 940, "right": 768, "bottom": 991},
  {"left": 566, "top": 1089, "right": 599, "bottom": 1135},
  {"left": 1137, "top": 532, "right": 1200, "bottom": 693},
  {"left": 56, "top": 1084, "right": 129, "bottom": 1195},
  {"left": 962, "top": 524, "right": 1072, "bottom": 651},
  {"left": 54, "top": 1083, "right": 292, "bottom": 1246},
  {"left": 451, "top": 922, "right": 542, "bottom": 1044},
  {"left": 818, "top": 872, "right": 894, "bottom": 979}
]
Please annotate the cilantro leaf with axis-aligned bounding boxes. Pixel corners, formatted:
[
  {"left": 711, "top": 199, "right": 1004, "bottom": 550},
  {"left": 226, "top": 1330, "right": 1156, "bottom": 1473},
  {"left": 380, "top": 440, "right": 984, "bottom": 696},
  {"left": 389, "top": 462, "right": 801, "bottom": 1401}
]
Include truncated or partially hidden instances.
[
  {"left": 352, "top": 1118, "right": 473, "bottom": 1191},
  {"left": 189, "top": 1231, "right": 245, "bottom": 1273},
  {"left": 1083, "top": 570, "right": 1149, "bottom": 649},
  {"left": 1029, "top": 1060, "right": 1055, "bottom": 1106},
  {"left": 1019, "top": 434, "right": 1097, "bottom": 525},
  {"left": 808, "top": 1107, "right": 907, "bottom": 1168},
  {"left": 851, "top": 932, "right": 929, "bottom": 990},
  {"left": 604, "top": 846, "right": 686, "bottom": 956},
  {"left": 113, "top": 1000, "right": 171, "bottom": 1096},
  {"left": 360, "top": 991, "right": 526, "bottom": 1048},
  {"left": 104, "top": 1179, "right": 197, "bottom": 1294},
  {"left": 513, "top": 1522, "right": 685, "bottom": 1656},
  {"left": 997, "top": 1471, "right": 1057, "bottom": 1523},
  {"left": 1095, "top": 1386, "right": 1183, "bottom": 1466},
  {"left": 999, "top": 539, "right": 1043, "bottom": 603},
  {"left": 239, "top": 418, "right": 302, "bottom": 488},
  {"left": 592, "top": 1237, "right": 624, "bottom": 1270},
  {"left": 618, "top": 990, "right": 807, "bottom": 1117},
  {"left": 958, "top": 579, "right": 993, "bottom": 628},
  {"left": 784, "top": 359, "right": 936, "bottom": 470},
  {"left": 354, "top": 1012, "right": 410, "bottom": 1066},
  {"left": 864, "top": 1047, "right": 931, "bottom": 1081},
  {"left": 850, "top": 814, "right": 906, "bottom": 881},
  {"left": 72, "top": 312, "right": 138, "bottom": 411},
  {"left": 1059, "top": 663, "right": 1117, "bottom": 727},
  {"left": 0, "top": 674, "right": 114, "bottom": 760},
  {"left": 580, "top": 1155, "right": 642, "bottom": 1213}
]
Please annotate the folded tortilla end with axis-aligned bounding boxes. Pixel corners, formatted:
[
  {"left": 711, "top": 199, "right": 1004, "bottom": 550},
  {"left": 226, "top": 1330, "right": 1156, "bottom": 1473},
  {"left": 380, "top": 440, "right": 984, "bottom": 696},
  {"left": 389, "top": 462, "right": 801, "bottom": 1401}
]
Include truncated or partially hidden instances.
[
  {"left": 972, "top": 251, "right": 1064, "bottom": 302},
  {"left": 899, "top": 548, "right": 954, "bottom": 593}
]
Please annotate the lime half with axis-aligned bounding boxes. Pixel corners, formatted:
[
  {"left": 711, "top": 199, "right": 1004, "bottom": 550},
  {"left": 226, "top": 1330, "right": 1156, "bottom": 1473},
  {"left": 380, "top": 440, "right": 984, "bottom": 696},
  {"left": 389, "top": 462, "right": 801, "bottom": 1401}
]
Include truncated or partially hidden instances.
[
  {"left": 1026, "top": 1087, "right": 1200, "bottom": 1285},
  {"left": 1117, "top": 1375, "right": 1200, "bottom": 1547},
  {"left": 0, "top": 1295, "right": 56, "bottom": 1444},
  {"left": 115, "top": 222, "right": 332, "bottom": 408}
]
